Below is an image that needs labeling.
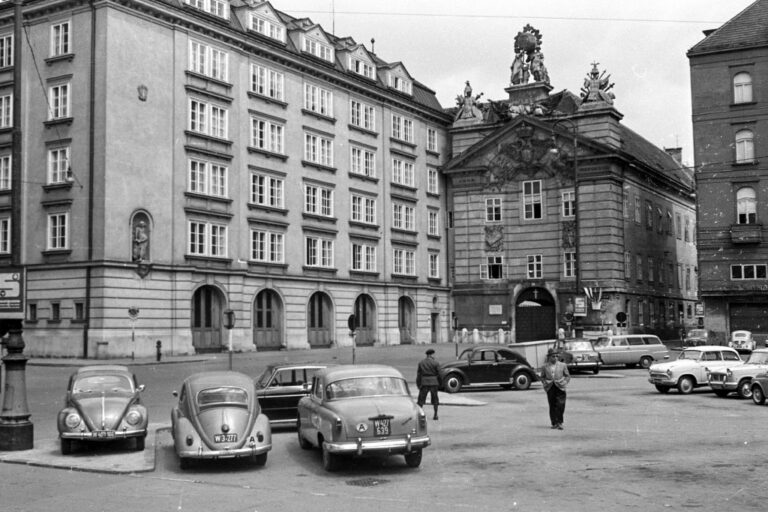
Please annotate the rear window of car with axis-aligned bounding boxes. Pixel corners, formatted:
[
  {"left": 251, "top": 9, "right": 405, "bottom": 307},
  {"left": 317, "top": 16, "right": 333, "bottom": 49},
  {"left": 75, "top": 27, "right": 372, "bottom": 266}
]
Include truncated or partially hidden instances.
[
  {"left": 73, "top": 375, "right": 133, "bottom": 393},
  {"left": 627, "top": 337, "right": 644, "bottom": 346},
  {"left": 197, "top": 387, "right": 248, "bottom": 407},
  {"left": 326, "top": 377, "right": 408, "bottom": 399},
  {"left": 723, "top": 351, "right": 741, "bottom": 361},
  {"left": 642, "top": 336, "right": 662, "bottom": 345},
  {"left": 565, "top": 341, "right": 593, "bottom": 351}
]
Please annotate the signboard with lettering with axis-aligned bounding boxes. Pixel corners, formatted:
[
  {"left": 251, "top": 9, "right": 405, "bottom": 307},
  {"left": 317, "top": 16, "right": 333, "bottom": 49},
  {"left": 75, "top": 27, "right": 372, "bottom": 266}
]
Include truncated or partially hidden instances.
[
  {"left": 489, "top": 305, "right": 503, "bottom": 316},
  {"left": 695, "top": 303, "right": 704, "bottom": 316},
  {"left": 573, "top": 296, "right": 587, "bottom": 317},
  {"left": 0, "top": 268, "right": 25, "bottom": 319}
]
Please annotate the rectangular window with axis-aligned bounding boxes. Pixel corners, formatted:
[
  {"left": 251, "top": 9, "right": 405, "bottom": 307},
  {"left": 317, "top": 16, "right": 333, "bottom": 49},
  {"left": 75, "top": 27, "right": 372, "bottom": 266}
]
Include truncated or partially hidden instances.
[
  {"left": 527, "top": 254, "right": 542, "bottom": 279},
  {"left": 251, "top": 64, "right": 284, "bottom": 101},
  {"left": 523, "top": 180, "right": 543, "bottom": 220},
  {"left": 302, "top": 36, "right": 333, "bottom": 62},
  {"left": 189, "top": 99, "right": 228, "bottom": 139},
  {"left": 390, "top": 75, "right": 412, "bottom": 94},
  {"left": 480, "top": 256, "right": 504, "bottom": 280},
  {"left": 636, "top": 254, "right": 644, "bottom": 282},
  {"left": 561, "top": 190, "right": 575, "bottom": 217},
  {"left": 49, "top": 83, "right": 70, "bottom": 119},
  {"left": 250, "top": 173, "right": 284, "bottom": 209},
  {"left": 185, "top": 0, "right": 228, "bottom": 18},
  {"left": 427, "top": 168, "right": 439, "bottom": 195},
  {"left": 349, "top": 57, "right": 375, "bottom": 79},
  {"left": 648, "top": 256, "right": 655, "bottom": 283},
  {"left": 304, "top": 83, "right": 333, "bottom": 117},
  {"left": 393, "top": 248, "right": 415, "bottom": 275},
  {"left": 0, "top": 217, "right": 9, "bottom": 254},
  {"left": 189, "top": 40, "right": 228, "bottom": 81},
  {"left": 731, "top": 264, "right": 768, "bottom": 280},
  {"left": 250, "top": 230, "right": 284, "bottom": 263},
  {"left": 427, "top": 128, "right": 437, "bottom": 152},
  {"left": 0, "top": 94, "right": 12, "bottom": 128},
  {"left": 304, "top": 132, "right": 334, "bottom": 167},
  {"left": 675, "top": 213, "right": 682, "bottom": 239},
  {"left": 0, "top": 35, "right": 13, "bottom": 68},
  {"left": 634, "top": 196, "right": 641, "bottom": 224},
  {"left": 486, "top": 198, "right": 502, "bottom": 222},
  {"left": 391, "top": 114, "right": 414, "bottom": 143},
  {"left": 74, "top": 302, "right": 84, "bottom": 321},
  {"left": 392, "top": 204, "right": 415, "bottom": 231},
  {"left": 350, "top": 146, "right": 376, "bottom": 177},
  {"left": 351, "top": 243, "right": 376, "bottom": 272},
  {"left": 429, "top": 253, "right": 439, "bottom": 278},
  {"left": 646, "top": 201, "right": 653, "bottom": 230},
  {"left": 48, "top": 147, "right": 70, "bottom": 184},
  {"left": 188, "top": 221, "right": 227, "bottom": 257},
  {"left": 27, "top": 303, "right": 37, "bottom": 322},
  {"left": 249, "top": 14, "right": 285, "bottom": 42},
  {"left": 428, "top": 211, "right": 439, "bottom": 236},
  {"left": 305, "top": 236, "right": 334, "bottom": 268},
  {"left": 564, "top": 251, "right": 576, "bottom": 278},
  {"left": 51, "top": 21, "right": 70, "bottom": 57},
  {"left": 0, "top": 154, "right": 10, "bottom": 190},
  {"left": 251, "top": 117, "right": 284, "bottom": 154},
  {"left": 51, "top": 302, "right": 61, "bottom": 322},
  {"left": 351, "top": 195, "right": 376, "bottom": 224},
  {"left": 304, "top": 184, "right": 334, "bottom": 217},
  {"left": 48, "top": 213, "right": 69, "bottom": 250},
  {"left": 392, "top": 158, "right": 415, "bottom": 187},
  {"left": 188, "top": 159, "right": 227, "bottom": 198},
  {"left": 624, "top": 252, "right": 632, "bottom": 280},
  {"left": 684, "top": 217, "right": 691, "bottom": 242},
  {"left": 350, "top": 100, "right": 376, "bottom": 131}
]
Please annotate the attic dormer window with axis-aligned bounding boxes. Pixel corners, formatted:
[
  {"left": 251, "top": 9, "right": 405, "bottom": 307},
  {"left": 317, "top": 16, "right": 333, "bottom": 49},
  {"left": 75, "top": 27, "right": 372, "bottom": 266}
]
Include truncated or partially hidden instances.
[
  {"left": 185, "top": 0, "right": 229, "bottom": 19},
  {"left": 350, "top": 57, "right": 375, "bottom": 79},
  {"left": 250, "top": 13, "right": 285, "bottom": 42},
  {"left": 389, "top": 75, "right": 412, "bottom": 95},
  {"left": 302, "top": 35, "right": 334, "bottom": 63}
]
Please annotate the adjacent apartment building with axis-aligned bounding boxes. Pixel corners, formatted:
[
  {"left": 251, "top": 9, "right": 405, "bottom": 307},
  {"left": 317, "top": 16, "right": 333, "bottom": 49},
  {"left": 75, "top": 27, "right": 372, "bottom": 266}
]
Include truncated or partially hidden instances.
[
  {"left": 688, "top": 0, "right": 768, "bottom": 345},
  {"left": 0, "top": 0, "right": 452, "bottom": 357}
]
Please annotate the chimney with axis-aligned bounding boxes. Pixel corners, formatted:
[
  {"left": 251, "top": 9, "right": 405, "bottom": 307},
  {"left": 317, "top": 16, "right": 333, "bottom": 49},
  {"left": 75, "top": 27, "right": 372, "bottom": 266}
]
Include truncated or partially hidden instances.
[{"left": 664, "top": 147, "right": 683, "bottom": 166}]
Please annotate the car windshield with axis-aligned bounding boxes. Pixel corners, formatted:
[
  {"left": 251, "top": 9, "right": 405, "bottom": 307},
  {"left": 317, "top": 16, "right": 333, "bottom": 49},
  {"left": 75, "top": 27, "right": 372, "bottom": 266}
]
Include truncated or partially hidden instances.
[
  {"left": 746, "top": 352, "right": 768, "bottom": 365},
  {"left": 255, "top": 369, "right": 273, "bottom": 389},
  {"left": 593, "top": 338, "right": 611, "bottom": 348},
  {"left": 197, "top": 387, "right": 248, "bottom": 408},
  {"left": 564, "top": 341, "right": 593, "bottom": 351},
  {"left": 73, "top": 374, "right": 133, "bottom": 393},
  {"left": 326, "top": 376, "right": 409, "bottom": 400},
  {"left": 678, "top": 350, "right": 703, "bottom": 361}
]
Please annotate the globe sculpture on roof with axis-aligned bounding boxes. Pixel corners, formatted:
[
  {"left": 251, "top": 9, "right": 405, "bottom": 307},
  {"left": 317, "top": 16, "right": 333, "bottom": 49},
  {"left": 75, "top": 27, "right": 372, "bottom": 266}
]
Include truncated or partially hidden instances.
[{"left": 510, "top": 24, "right": 549, "bottom": 86}]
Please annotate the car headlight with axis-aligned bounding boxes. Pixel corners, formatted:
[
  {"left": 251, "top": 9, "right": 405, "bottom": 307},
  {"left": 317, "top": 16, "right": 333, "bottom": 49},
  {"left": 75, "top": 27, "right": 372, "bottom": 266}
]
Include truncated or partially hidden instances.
[
  {"left": 726, "top": 369, "right": 733, "bottom": 377},
  {"left": 125, "top": 410, "right": 143, "bottom": 426},
  {"left": 666, "top": 369, "right": 673, "bottom": 377},
  {"left": 65, "top": 413, "right": 81, "bottom": 429}
]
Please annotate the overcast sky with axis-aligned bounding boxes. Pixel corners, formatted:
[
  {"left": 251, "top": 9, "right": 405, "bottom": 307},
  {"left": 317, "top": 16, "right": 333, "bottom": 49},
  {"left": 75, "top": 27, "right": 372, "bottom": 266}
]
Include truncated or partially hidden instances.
[{"left": 278, "top": 0, "right": 756, "bottom": 166}]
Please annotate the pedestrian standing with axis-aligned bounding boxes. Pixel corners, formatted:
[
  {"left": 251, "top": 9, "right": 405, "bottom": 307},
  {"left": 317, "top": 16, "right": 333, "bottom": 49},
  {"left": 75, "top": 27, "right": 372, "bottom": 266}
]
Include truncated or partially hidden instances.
[
  {"left": 416, "top": 348, "right": 441, "bottom": 420},
  {"left": 539, "top": 348, "right": 571, "bottom": 430}
]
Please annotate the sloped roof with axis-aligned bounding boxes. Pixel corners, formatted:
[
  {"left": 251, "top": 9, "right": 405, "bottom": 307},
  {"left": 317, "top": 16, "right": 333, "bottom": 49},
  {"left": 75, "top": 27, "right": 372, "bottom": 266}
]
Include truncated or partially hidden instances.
[
  {"left": 618, "top": 125, "right": 694, "bottom": 187},
  {"left": 688, "top": 0, "right": 768, "bottom": 56}
]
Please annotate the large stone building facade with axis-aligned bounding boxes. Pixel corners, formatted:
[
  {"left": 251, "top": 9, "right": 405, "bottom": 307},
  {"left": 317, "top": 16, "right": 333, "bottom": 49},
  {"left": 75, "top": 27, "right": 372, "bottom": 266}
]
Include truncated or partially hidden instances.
[
  {"left": 443, "top": 28, "right": 698, "bottom": 342},
  {"left": 688, "top": 0, "right": 768, "bottom": 345},
  {"left": 0, "top": 0, "right": 452, "bottom": 357}
]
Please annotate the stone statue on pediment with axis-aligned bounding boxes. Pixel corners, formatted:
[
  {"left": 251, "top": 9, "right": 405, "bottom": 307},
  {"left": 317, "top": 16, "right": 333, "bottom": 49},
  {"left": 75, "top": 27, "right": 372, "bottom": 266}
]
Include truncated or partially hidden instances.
[
  {"left": 580, "top": 62, "right": 615, "bottom": 104},
  {"left": 455, "top": 80, "right": 484, "bottom": 121},
  {"left": 510, "top": 25, "right": 550, "bottom": 86}
]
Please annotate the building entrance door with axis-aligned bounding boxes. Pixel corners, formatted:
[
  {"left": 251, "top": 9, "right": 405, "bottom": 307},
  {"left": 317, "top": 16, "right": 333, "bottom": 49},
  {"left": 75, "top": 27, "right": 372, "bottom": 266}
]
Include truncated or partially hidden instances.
[
  {"left": 253, "top": 289, "right": 283, "bottom": 350},
  {"left": 515, "top": 287, "right": 556, "bottom": 342},
  {"left": 191, "top": 285, "right": 224, "bottom": 353},
  {"left": 307, "top": 292, "right": 333, "bottom": 348}
]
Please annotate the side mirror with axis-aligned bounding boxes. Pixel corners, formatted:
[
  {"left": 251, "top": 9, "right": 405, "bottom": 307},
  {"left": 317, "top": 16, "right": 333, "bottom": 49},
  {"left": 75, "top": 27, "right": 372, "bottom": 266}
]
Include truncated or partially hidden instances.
[{"left": 138, "top": 384, "right": 145, "bottom": 392}]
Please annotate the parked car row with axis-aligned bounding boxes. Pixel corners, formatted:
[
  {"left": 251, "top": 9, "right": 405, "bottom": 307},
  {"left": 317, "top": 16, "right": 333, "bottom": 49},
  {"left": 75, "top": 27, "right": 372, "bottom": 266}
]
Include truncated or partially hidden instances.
[{"left": 57, "top": 363, "right": 428, "bottom": 473}]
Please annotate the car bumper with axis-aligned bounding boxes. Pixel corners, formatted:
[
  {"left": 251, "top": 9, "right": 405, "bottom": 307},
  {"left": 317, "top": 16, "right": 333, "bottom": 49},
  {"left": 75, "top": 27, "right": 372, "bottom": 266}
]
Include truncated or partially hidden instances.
[
  {"left": 648, "top": 375, "right": 676, "bottom": 386},
  {"left": 708, "top": 380, "right": 737, "bottom": 391},
  {"left": 324, "top": 434, "right": 431, "bottom": 456},
  {"left": 567, "top": 361, "right": 601, "bottom": 370},
  {"left": 176, "top": 443, "right": 272, "bottom": 460},
  {"left": 60, "top": 429, "right": 146, "bottom": 441}
]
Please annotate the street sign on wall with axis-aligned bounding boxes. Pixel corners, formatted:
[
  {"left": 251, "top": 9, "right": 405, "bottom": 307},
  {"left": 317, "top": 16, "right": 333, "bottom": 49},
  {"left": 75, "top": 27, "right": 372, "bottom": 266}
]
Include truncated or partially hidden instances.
[
  {"left": 0, "top": 268, "right": 24, "bottom": 319},
  {"left": 573, "top": 296, "right": 587, "bottom": 317}
]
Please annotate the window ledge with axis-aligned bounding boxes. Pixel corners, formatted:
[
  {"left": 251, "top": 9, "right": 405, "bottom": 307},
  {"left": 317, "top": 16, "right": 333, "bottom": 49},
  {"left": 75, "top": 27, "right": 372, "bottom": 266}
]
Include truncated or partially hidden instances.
[
  {"left": 348, "top": 172, "right": 378, "bottom": 183},
  {"left": 247, "top": 146, "right": 288, "bottom": 161},
  {"left": 301, "top": 109, "right": 336, "bottom": 124},
  {"left": 45, "top": 53, "right": 75, "bottom": 65},
  {"left": 301, "top": 160, "right": 337, "bottom": 173},
  {"left": 730, "top": 101, "right": 757, "bottom": 108},
  {"left": 389, "top": 137, "right": 417, "bottom": 149},
  {"left": 247, "top": 203, "right": 288, "bottom": 215},
  {"left": 42, "top": 182, "right": 74, "bottom": 192},
  {"left": 732, "top": 160, "right": 759, "bottom": 167},
  {"left": 184, "top": 191, "right": 233, "bottom": 204},
  {"left": 44, "top": 117, "right": 74, "bottom": 128},
  {"left": 348, "top": 124, "right": 378, "bottom": 137},
  {"left": 247, "top": 91, "right": 288, "bottom": 109}
]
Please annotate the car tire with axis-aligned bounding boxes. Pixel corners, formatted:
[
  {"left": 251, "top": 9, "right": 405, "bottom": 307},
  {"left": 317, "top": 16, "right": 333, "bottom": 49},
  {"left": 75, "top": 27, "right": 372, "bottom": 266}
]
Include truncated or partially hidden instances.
[
  {"left": 252, "top": 453, "right": 267, "bottom": 467},
  {"left": 655, "top": 385, "right": 671, "bottom": 394},
  {"left": 135, "top": 436, "right": 145, "bottom": 451},
  {"left": 60, "top": 438, "right": 74, "bottom": 455},
  {"left": 513, "top": 372, "right": 532, "bottom": 390},
  {"left": 752, "top": 385, "right": 766, "bottom": 405},
  {"left": 713, "top": 389, "right": 730, "bottom": 398},
  {"left": 738, "top": 379, "right": 753, "bottom": 399},
  {"left": 322, "top": 442, "right": 340, "bottom": 472},
  {"left": 639, "top": 357, "right": 653, "bottom": 370},
  {"left": 443, "top": 374, "right": 463, "bottom": 393},
  {"left": 677, "top": 376, "right": 695, "bottom": 394},
  {"left": 404, "top": 449, "right": 422, "bottom": 468}
]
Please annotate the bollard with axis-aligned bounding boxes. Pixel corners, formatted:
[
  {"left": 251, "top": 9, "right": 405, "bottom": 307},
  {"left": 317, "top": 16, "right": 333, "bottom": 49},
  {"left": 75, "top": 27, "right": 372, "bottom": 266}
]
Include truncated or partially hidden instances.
[{"left": 155, "top": 340, "right": 162, "bottom": 362}]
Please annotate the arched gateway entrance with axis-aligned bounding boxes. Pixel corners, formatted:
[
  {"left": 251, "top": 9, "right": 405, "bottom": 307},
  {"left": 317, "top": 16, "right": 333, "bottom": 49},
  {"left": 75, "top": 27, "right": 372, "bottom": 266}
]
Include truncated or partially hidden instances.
[
  {"left": 191, "top": 285, "right": 226, "bottom": 353},
  {"left": 515, "top": 287, "right": 556, "bottom": 342}
]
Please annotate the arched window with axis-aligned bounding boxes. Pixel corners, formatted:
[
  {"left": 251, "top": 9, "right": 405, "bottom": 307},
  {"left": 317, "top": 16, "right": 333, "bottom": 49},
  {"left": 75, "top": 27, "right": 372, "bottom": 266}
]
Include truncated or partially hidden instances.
[
  {"left": 733, "top": 72, "right": 753, "bottom": 103},
  {"left": 737, "top": 187, "right": 757, "bottom": 224},
  {"left": 735, "top": 129, "right": 755, "bottom": 164}
]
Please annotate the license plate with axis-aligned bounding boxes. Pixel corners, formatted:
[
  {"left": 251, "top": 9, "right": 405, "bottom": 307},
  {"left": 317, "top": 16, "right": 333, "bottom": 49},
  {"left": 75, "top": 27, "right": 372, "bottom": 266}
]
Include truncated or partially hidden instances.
[
  {"left": 214, "top": 433, "right": 237, "bottom": 443},
  {"left": 93, "top": 430, "right": 115, "bottom": 439},
  {"left": 373, "top": 419, "right": 391, "bottom": 436}
]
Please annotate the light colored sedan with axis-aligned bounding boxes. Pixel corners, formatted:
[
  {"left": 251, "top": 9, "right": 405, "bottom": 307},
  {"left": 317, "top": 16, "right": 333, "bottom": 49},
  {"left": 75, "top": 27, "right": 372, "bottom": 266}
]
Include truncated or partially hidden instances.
[
  {"left": 297, "top": 364, "right": 430, "bottom": 472},
  {"left": 648, "top": 346, "right": 743, "bottom": 394},
  {"left": 709, "top": 349, "right": 768, "bottom": 398},
  {"left": 729, "top": 330, "right": 756, "bottom": 352}
]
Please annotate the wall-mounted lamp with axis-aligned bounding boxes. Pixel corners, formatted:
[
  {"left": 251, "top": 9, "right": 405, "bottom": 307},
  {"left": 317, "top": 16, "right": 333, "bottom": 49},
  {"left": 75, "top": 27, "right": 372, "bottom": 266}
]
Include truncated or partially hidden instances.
[{"left": 65, "top": 166, "right": 83, "bottom": 189}]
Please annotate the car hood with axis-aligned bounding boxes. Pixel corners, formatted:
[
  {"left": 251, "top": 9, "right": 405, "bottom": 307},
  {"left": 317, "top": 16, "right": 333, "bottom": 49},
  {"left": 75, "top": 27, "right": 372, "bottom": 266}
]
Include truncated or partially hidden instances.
[
  {"left": 325, "top": 396, "right": 421, "bottom": 437},
  {"left": 193, "top": 406, "right": 257, "bottom": 450},
  {"left": 649, "top": 360, "right": 699, "bottom": 372},
  {"left": 440, "top": 360, "right": 467, "bottom": 371},
  {"left": 71, "top": 392, "right": 136, "bottom": 431}
]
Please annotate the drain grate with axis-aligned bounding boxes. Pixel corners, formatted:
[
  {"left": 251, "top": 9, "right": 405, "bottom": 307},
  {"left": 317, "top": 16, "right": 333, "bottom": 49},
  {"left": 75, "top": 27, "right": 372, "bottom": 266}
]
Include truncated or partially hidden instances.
[{"left": 346, "top": 477, "right": 389, "bottom": 487}]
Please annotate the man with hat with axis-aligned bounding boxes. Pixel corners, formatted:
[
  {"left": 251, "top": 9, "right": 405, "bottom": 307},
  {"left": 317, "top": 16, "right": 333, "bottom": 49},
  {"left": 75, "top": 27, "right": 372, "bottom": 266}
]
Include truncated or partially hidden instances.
[
  {"left": 416, "top": 348, "right": 441, "bottom": 420},
  {"left": 540, "top": 348, "right": 571, "bottom": 430}
]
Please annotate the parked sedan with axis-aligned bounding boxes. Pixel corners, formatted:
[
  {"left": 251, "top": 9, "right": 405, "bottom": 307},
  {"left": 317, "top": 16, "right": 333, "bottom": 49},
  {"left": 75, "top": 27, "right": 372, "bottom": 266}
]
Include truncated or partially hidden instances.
[
  {"left": 440, "top": 346, "right": 538, "bottom": 393},
  {"left": 729, "top": 330, "right": 756, "bottom": 352},
  {"left": 255, "top": 364, "right": 327, "bottom": 427},
  {"left": 750, "top": 372, "right": 768, "bottom": 405},
  {"left": 709, "top": 349, "right": 768, "bottom": 398},
  {"left": 171, "top": 371, "right": 272, "bottom": 469},
  {"left": 57, "top": 365, "right": 148, "bottom": 455},
  {"left": 553, "top": 339, "right": 602, "bottom": 374},
  {"left": 685, "top": 329, "right": 710, "bottom": 347},
  {"left": 648, "top": 346, "right": 743, "bottom": 394},
  {"left": 297, "top": 365, "right": 429, "bottom": 472}
]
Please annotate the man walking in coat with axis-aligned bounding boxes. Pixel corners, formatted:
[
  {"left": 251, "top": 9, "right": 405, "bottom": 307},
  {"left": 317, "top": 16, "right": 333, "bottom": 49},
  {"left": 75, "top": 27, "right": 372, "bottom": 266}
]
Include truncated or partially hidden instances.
[
  {"left": 416, "top": 348, "right": 441, "bottom": 420},
  {"left": 540, "top": 348, "right": 571, "bottom": 430}
]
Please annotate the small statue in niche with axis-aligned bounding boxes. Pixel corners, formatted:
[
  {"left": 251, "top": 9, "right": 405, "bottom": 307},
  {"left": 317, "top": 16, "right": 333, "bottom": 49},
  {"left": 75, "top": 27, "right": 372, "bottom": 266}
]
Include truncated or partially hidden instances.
[{"left": 132, "top": 220, "right": 150, "bottom": 262}]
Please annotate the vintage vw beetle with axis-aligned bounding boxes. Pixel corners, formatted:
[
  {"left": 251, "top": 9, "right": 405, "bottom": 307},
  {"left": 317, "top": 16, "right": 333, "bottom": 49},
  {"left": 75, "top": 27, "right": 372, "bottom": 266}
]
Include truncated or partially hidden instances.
[
  {"left": 57, "top": 365, "right": 148, "bottom": 454},
  {"left": 171, "top": 371, "right": 272, "bottom": 469},
  {"left": 297, "top": 364, "right": 430, "bottom": 472}
]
